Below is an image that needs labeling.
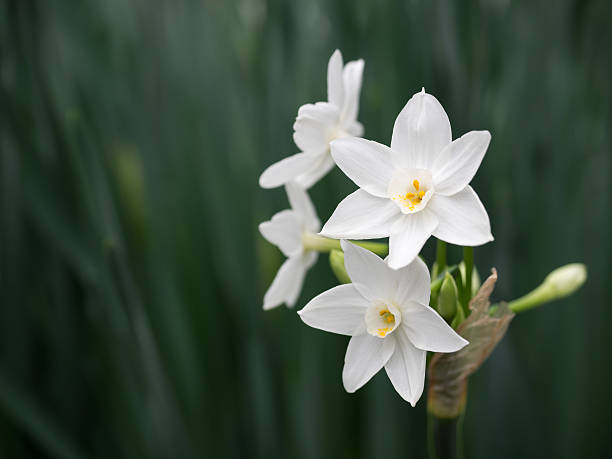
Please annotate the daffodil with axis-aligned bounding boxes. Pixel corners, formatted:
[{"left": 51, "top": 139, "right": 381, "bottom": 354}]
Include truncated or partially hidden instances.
[
  {"left": 259, "top": 184, "right": 321, "bottom": 310},
  {"left": 298, "top": 241, "right": 468, "bottom": 405},
  {"left": 259, "top": 49, "right": 364, "bottom": 189},
  {"left": 320, "top": 89, "right": 493, "bottom": 269}
]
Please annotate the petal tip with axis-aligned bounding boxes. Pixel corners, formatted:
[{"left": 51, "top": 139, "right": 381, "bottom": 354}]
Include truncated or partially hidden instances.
[
  {"left": 387, "top": 258, "right": 408, "bottom": 270},
  {"left": 259, "top": 168, "right": 282, "bottom": 189},
  {"left": 262, "top": 301, "right": 279, "bottom": 311}
]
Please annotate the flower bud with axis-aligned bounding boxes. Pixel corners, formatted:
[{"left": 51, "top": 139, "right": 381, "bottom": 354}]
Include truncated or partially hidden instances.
[
  {"left": 451, "top": 301, "right": 465, "bottom": 329},
  {"left": 508, "top": 263, "right": 587, "bottom": 314},
  {"left": 437, "top": 272, "right": 459, "bottom": 321},
  {"left": 459, "top": 261, "right": 481, "bottom": 297},
  {"left": 329, "top": 250, "right": 351, "bottom": 284},
  {"left": 543, "top": 263, "right": 587, "bottom": 298}
]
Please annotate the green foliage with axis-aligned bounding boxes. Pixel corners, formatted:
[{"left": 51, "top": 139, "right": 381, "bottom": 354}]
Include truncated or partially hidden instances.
[{"left": 1, "top": 1, "right": 611, "bottom": 458}]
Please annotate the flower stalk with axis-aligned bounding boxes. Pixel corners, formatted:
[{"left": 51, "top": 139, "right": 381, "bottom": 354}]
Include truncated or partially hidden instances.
[
  {"left": 436, "top": 240, "right": 447, "bottom": 273},
  {"left": 427, "top": 411, "right": 465, "bottom": 459},
  {"left": 329, "top": 250, "right": 351, "bottom": 284},
  {"left": 489, "top": 263, "right": 587, "bottom": 315},
  {"left": 301, "top": 232, "right": 388, "bottom": 257}
]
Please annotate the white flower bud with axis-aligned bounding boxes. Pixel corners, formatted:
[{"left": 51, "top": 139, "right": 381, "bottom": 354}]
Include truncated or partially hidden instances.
[{"left": 543, "top": 263, "right": 587, "bottom": 298}]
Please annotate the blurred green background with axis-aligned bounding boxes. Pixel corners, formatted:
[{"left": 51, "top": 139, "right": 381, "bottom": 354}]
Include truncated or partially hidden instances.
[{"left": 1, "top": 0, "right": 610, "bottom": 458}]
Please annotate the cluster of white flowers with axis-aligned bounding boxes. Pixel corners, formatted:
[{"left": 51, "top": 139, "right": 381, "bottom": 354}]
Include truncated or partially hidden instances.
[{"left": 258, "top": 50, "right": 494, "bottom": 406}]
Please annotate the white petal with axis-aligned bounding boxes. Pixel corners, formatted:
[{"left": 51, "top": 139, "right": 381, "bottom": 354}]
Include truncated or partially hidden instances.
[
  {"left": 259, "top": 210, "right": 302, "bottom": 257},
  {"left": 294, "top": 153, "right": 335, "bottom": 190},
  {"left": 298, "top": 284, "right": 369, "bottom": 336},
  {"left": 330, "top": 137, "right": 395, "bottom": 198},
  {"left": 259, "top": 152, "right": 323, "bottom": 189},
  {"left": 390, "top": 89, "right": 451, "bottom": 171},
  {"left": 384, "top": 326, "right": 426, "bottom": 406},
  {"left": 432, "top": 131, "right": 491, "bottom": 196},
  {"left": 296, "top": 101, "right": 340, "bottom": 125},
  {"left": 391, "top": 256, "right": 431, "bottom": 306},
  {"left": 387, "top": 210, "right": 438, "bottom": 270},
  {"left": 345, "top": 120, "right": 364, "bottom": 137},
  {"left": 343, "top": 332, "right": 395, "bottom": 393},
  {"left": 428, "top": 186, "right": 493, "bottom": 246},
  {"left": 327, "top": 50, "right": 344, "bottom": 109},
  {"left": 341, "top": 240, "right": 394, "bottom": 302},
  {"left": 402, "top": 301, "right": 468, "bottom": 352},
  {"left": 263, "top": 256, "right": 309, "bottom": 310},
  {"left": 285, "top": 183, "right": 320, "bottom": 232},
  {"left": 293, "top": 103, "right": 339, "bottom": 153},
  {"left": 340, "top": 59, "right": 364, "bottom": 123},
  {"left": 320, "top": 190, "right": 399, "bottom": 239}
]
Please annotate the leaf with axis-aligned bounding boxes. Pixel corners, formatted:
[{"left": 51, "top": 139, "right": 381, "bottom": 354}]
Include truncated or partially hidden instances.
[{"left": 427, "top": 269, "right": 514, "bottom": 418}]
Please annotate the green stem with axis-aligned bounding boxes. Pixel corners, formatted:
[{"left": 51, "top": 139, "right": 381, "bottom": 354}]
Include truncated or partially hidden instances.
[
  {"left": 489, "top": 284, "right": 557, "bottom": 315},
  {"left": 301, "top": 233, "right": 388, "bottom": 257},
  {"left": 461, "top": 247, "right": 473, "bottom": 313},
  {"left": 427, "top": 412, "right": 464, "bottom": 459},
  {"left": 436, "top": 240, "right": 447, "bottom": 272}
]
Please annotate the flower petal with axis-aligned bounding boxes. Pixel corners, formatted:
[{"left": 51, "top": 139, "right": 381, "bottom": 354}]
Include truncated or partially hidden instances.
[
  {"left": 259, "top": 152, "right": 323, "bottom": 189},
  {"left": 263, "top": 256, "right": 310, "bottom": 310},
  {"left": 401, "top": 301, "right": 468, "bottom": 352},
  {"left": 384, "top": 326, "right": 426, "bottom": 406},
  {"left": 391, "top": 256, "right": 431, "bottom": 306},
  {"left": 345, "top": 120, "right": 364, "bottom": 137},
  {"left": 387, "top": 210, "right": 438, "bottom": 270},
  {"left": 298, "top": 284, "right": 369, "bottom": 336},
  {"left": 259, "top": 210, "right": 302, "bottom": 257},
  {"left": 285, "top": 183, "right": 320, "bottom": 232},
  {"left": 340, "top": 59, "right": 364, "bottom": 124},
  {"left": 294, "top": 153, "right": 335, "bottom": 190},
  {"left": 428, "top": 186, "right": 493, "bottom": 246},
  {"left": 330, "top": 137, "right": 395, "bottom": 198},
  {"left": 390, "top": 89, "right": 451, "bottom": 171},
  {"left": 341, "top": 240, "right": 394, "bottom": 302},
  {"left": 293, "top": 102, "right": 339, "bottom": 153},
  {"left": 327, "top": 50, "right": 344, "bottom": 109},
  {"left": 320, "top": 190, "right": 399, "bottom": 239},
  {"left": 343, "top": 332, "right": 395, "bottom": 393},
  {"left": 432, "top": 131, "right": 491, "bottom": 196}
]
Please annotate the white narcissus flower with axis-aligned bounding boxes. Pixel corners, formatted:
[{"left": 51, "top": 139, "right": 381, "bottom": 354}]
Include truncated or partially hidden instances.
[
  {"left": 259, "top": 49, "right": 364, "bottom": 189},
  {"left": 298, "top": 241, "right": 468, "bottom": 406},
  {"left": 320, "top": 88, "right": 494, "bottom": 269},
  {"left": 259, "top": 183, "right": 321, "bottom": 310}
]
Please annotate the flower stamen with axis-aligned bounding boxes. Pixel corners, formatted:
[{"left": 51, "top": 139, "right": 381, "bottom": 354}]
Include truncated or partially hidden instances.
[
  {"left": 376, "top": 308, "right": 396, "bottom": 336},
  {"left": 388, "top": 170, "right": 434, "bottom": 214}
]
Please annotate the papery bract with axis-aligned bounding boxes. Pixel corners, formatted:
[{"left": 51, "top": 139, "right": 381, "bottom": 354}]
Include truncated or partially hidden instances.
[
  {"left": 298, "top": 241, "right": 467, "bottom": 406},
  {"left": 321, "top": 89, "right": 493, "bottom": 269},
  {"left": 259, "top": 50, "right": 364, "bottom": 189},
  {"left": 259, "top": 184, "right": 320, "bottom": 310}
]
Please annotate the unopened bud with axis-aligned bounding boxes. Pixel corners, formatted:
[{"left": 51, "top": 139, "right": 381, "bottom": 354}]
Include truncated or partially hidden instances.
[
  {"left": 438, "top": 272, "right": 459, "bottom": 321},
  {"left": 543, "top": 263, "right": 587, "bottom": 298},
  {"left": 459, "top": 261, "right": 481, "bottom": 297},
  {"left": 451, "top": 301, "right": 465, "bottom": 329},
  {"left": 508, "top": 263, "right": 587, "bottom": 314}
]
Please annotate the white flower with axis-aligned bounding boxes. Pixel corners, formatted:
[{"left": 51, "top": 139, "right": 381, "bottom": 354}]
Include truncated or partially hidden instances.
[
  {"left": 320, "top": 88, "right": 494, "bottom": 269},
  {"left": 259, "top": 183, "right": 321, "bottom": 310},
  {"left": 298, "top": 241, "right": 467, "bottom": 405},
  {"left": 259, "top": 49, "right": 365, "bottom": 189}
]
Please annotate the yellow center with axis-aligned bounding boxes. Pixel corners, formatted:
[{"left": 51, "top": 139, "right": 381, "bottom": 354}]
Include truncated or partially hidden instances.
[
  {"left": 377, "top": 309, "right": 396, "bottom": 337},
  {"left": 393, "top": 179, "right": 427, "bottom": 211}
]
